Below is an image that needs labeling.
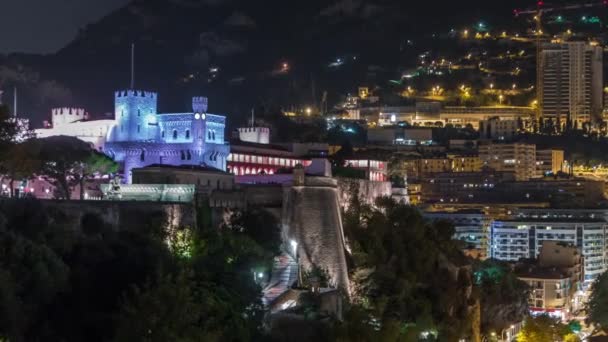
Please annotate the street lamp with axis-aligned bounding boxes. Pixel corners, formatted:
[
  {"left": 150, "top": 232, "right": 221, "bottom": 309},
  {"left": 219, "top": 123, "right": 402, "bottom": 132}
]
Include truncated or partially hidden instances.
[{"left": 290, "top": 239, "right": 302, "bottom": 287}]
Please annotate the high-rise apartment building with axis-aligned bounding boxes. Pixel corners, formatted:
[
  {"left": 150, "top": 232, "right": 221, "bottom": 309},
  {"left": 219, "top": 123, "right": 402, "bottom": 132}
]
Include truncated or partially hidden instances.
[{"left": 540, "top": 41, "right": 603, "bottom": 123}]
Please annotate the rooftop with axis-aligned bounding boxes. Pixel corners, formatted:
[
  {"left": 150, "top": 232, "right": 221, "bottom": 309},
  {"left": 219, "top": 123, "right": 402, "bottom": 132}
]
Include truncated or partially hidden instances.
[
  {"left": 133, "top": 164, "right": 229, "bottom": 174},
  {"left": 516, "top": 266, "right": 571, "bottom": 280}
]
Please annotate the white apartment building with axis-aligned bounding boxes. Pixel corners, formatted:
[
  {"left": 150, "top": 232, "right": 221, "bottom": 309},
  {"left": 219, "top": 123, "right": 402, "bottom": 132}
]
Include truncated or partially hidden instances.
[{"left": 490, "top": 218, "right": 608, "bottom": 289}]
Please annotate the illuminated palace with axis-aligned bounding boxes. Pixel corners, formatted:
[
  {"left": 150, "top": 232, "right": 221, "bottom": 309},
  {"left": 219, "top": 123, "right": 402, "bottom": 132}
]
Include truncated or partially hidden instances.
[{"left": 36, "top": 90, "right": 229, "bottom": 183}]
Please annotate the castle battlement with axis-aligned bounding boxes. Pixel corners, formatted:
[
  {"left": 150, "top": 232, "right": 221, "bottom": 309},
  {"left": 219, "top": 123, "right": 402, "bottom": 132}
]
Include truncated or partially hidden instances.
[
  {"left": 52, "top": 107, "right": 87, "bottom": 116},
  {"left": 238, "top": 127, "right": 269, "bottom": 133},
  {"left": 51, "top": 107, "right": 88, "bottom": 127},
  {"left": 115, "top": 90, "right": 157, "bottom": 99},
  {"left": 237, "top": 126, "right": 270, "bottom": 144},
  {"left": 192, "top": 96, "right": 208, "bottom": 113}
]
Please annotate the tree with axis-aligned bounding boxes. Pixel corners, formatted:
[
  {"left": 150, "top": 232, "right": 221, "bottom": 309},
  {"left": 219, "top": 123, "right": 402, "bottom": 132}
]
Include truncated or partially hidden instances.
[
  {"left": 0, "top": 197, "right": 282, "bottom": 341},
  {"left": 114, "top": 273, "right": 209, "bottom": 342},
  {"left": 37, "top": 136, "right": 97, "bottom": 199},
  {"left": 475, "top": 260, "right": 529, "bottom": 334},
  {"left": 0, "top": 228, "right": 69, "bottom": 341},
  {"left": 224, "top": 207, "right": 281, "bottom": 259},
  {"left": 0, "top": 105, "right": 34, "bottom": 195},
  {"left": 0, "top": 105, "right": 20, "bottom": 151},
  {"left": 1, "top": 141, "right": 41, "bottom": 197},
  {"left": 73, "top": 151, "right": 118, "bottom": 200},
  {"left": 586, "top": 271, "right": 608, "bottom": 332},
  {"left": 516, "top": 315, "right": 574, "bottom": 342},
  {"left": 341, "top": 197, "right": 477, "bottom": 340}
]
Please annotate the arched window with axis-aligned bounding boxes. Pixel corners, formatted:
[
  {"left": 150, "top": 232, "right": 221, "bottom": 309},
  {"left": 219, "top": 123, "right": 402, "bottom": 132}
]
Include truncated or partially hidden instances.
[
  {"left": 173, "top": 130, "right": 178, "bottom": 140},
  {"left": 137, "top": 109, "right": 141, "bottom": 117},
  {"left": 180, "top": 150, "right": 185, "bottom": 160},
  {"left": 208, "top": 131, "right": 211, "bottom": 139},
  {"left": 140, "top": 150, "right": 145, "bottom": 162},
  {"left": 187, "top": 150, "right": 192, "bottom": 160},
  {"left": 161, "top": 130, "right": 165, "bottom": 138},
  {"left": 185, "top": 130, "right": 190, "bottom": 139},
  {"left": 212, "top": 131, "right": 216, "bottom": 140}
]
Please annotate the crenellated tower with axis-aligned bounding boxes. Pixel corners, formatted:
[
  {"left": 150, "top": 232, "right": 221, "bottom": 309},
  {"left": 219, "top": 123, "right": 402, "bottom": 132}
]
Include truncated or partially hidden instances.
[
  {"left": 191, "top": 97, "right": 208, "bottom": 153},
  {"left": 51, "top": 108, "right": 88, "bottom": 128},
  {"left": 112, "top": 90, "right": 158, "bottom": 142},
  {"left": 192, "top": 96, "right": 208, "bottom": 113}
]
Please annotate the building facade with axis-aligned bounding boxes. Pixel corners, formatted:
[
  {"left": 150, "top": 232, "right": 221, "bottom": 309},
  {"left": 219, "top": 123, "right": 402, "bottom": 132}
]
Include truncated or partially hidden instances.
[
  {"left": 423, "top": 210, "right": 489, "bottom": 256},
  {"left": 479, "top": 143, "right": 536, "bottom": 181},
  {"left": 536, "top": 149, "right": 565, "bottom": 177},
  {"left": 490, "top": 218, "right": 607, "bottom": 288},
  {"left": 479, "top": 117, "right": 519, "bottom": 141},
  {"left": 540, "top": 41, "right": 603, "bottom": 123},
  {"left": 35, "top": 92, "right": 230, "bottom": 184},
  {"left": 448, "top": 153, "right": 483, "bottom": 172}
]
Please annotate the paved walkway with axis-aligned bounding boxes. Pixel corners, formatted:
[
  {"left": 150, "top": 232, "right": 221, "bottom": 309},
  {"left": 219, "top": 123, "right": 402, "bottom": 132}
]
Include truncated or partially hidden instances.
[{"left": 262, "top": 253, "right": 298, "bottom": 307}]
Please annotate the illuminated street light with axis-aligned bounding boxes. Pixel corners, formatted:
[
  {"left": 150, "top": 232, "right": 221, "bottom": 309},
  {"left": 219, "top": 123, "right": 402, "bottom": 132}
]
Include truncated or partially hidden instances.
[
  {"left": 490, "top": 83, "right": 494, "bottom": 89},
  {"left": 305, "top": 107, "right": 312, "bottom": 115},
  {"left": 290, "top": 240, "right": 298, "bottom": 254},
  {"left": 499, "top": 94, "right": 504, "bottom": 104}
]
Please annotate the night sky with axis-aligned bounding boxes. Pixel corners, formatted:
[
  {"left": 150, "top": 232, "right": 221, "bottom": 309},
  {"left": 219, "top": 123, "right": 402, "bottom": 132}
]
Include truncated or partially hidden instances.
[{"left": 0, "top": 0, "right": 128, "bottom": 54}]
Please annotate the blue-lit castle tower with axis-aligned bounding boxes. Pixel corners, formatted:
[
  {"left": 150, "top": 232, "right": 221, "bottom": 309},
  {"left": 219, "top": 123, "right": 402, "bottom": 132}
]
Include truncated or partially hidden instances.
[{"left": 105, "top": 90, "right": 229, "bottom": 183}]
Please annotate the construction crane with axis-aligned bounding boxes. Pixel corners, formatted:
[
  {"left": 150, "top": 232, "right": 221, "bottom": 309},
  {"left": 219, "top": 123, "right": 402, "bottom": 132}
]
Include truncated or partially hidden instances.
[{"left": 514, "top": 1, "right": 607, "bottom": 122}]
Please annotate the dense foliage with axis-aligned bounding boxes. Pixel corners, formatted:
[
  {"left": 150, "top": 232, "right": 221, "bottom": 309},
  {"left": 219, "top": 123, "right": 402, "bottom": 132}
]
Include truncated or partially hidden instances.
[
  {"left": 0, "top": 199, "right": 281, "bottom": 341},
  {"left": 474, "top": 260, "right": 529, "bottom": 333},
  {"left": 335, "top": 190, "right": 528, "bottom": 341},
  {"left": 0, "top": 135, "right": 118, "bottom": 199},
  {"left": 516, "top": 315, "right": 579, "bottom": 342},
  {"left": 586, "top": 270, "right": 608, "bottom": 333}
]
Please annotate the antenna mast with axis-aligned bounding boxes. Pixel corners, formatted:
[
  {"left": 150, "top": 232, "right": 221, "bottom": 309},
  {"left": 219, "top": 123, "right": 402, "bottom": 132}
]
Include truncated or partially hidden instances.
[
  {"left": 13, "top": 86, "right": 17, "bottom": 118},
  {"left": 130, "top": 43, "right": 135, "bottom": 89}
]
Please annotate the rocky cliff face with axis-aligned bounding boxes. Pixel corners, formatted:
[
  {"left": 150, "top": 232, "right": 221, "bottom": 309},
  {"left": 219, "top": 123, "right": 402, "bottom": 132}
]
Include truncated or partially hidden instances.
[{"left": 282, "top": 177, "right": 349, "bottom": 292}]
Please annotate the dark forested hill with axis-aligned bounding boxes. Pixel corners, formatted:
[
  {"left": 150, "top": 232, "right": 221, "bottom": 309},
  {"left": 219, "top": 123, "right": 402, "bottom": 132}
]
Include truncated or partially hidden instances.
[{"left": 0, "top": 0, "right": 567, "bottom": 127}]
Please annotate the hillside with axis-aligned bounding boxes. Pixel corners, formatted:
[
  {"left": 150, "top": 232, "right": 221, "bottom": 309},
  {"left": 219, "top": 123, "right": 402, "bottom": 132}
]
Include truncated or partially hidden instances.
[{"left": 1, "top": 0, "right": 604, "bottom": 128}]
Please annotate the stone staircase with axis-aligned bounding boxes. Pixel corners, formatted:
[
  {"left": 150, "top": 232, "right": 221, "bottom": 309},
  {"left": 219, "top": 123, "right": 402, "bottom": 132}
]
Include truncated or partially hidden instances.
[{"left": 262, "top": 253, "right": 298, "bottom": 307}]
